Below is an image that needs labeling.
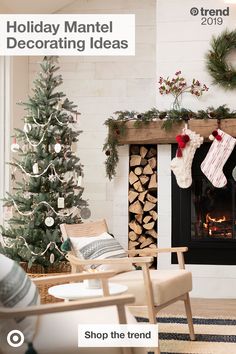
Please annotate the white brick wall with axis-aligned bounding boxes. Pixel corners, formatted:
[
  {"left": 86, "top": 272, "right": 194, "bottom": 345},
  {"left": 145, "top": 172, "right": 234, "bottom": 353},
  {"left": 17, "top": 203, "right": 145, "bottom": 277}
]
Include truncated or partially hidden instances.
[{"left": 29, "top": 0, "right": 156, "bottom": 236}]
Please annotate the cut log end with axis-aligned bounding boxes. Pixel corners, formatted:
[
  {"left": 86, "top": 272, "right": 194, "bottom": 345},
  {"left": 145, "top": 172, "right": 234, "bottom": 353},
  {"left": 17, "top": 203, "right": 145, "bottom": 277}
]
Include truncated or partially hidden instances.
[{"left": 129, "top": 144, "right": 158, "bottom": 254}]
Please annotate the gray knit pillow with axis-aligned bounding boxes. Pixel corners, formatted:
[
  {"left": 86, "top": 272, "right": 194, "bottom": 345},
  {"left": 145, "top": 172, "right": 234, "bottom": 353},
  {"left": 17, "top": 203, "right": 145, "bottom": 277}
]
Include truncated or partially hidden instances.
[
  {"left": 70, "top": 232, "right": 134, "bottom": 273},
  {"left": 0, "top": 254, "right": 39, "bottom": 350}
]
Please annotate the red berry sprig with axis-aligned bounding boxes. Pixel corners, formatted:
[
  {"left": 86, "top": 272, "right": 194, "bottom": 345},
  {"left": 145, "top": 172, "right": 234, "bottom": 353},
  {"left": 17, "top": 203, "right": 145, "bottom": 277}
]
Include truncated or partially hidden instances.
[
  {"left": 115, "top": 128, "right": 120, "bottom": 136},
  {"left": 176, "top": 134, "right": 190, "bottom": 157},
  {"left": 159, "top": 71, "right": 209, "bottom": 100}
]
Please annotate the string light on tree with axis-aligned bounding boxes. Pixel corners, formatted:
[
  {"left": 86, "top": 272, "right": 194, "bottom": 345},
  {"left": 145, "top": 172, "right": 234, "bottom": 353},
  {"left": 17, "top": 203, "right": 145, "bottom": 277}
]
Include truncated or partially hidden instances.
[
  {"left": 11, "top": 199, "right": 79, "bottom": 217},
  {"left": 1, "top": 236, "right": 65, "bottom": 257},
  {"left": 13, "top": 161, "right": 64, "bottom": 182}
]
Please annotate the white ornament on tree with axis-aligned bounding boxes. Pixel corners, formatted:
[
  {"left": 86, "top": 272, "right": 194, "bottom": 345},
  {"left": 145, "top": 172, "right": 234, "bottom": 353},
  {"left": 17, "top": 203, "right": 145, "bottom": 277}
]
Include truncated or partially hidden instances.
[
  {"left": 57, "top": 197, "right": 65, "bottom": 209},
  {"left": 24, "top": 192, "right": 31, "bottom": 199},
  {"left": 56, "top": 100, "right": 63, "bottom": 110},
  {"left": 50, "top": 253, "right": 55, "bottom": 264},
  {"left": 23, "top": 123, "right": 32, "bottom": 133},
  {"left": 49, "top": 174, "right": 57, "bottom": 182},
  {"left": 71, "top": 143, "right": 77, "bottom": 153},
  {"left": 54, "top": 143, "right": 62, "bottom": 153},
  {"left": 11, "top": 138, "right": 20, "bottom": 152},
  {"left": 80, "top": 207, "right": 91, "bottom": 220},
  {"left": 77, "top": 175, "right": 83, "bottom": 186},
  {"left": 45, "top": 216, "right": 54, "bottom": 227},
  {"left": 33, "top": 163, "right": 39, "bottom": 174}
]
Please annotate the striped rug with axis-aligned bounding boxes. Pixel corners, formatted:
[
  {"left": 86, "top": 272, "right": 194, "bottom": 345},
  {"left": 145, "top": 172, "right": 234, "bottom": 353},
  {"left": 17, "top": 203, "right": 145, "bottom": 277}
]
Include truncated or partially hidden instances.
[{"left": 137, "top": 316, "right": 236, "bottom": 354}]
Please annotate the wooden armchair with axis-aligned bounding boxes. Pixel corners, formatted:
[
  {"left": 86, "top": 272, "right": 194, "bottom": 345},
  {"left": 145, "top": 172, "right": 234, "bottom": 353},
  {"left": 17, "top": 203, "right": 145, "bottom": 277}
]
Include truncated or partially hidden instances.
[
  {"left": 60, "top": 219, "right": 196, "bottom": 354},
  {"left": 0, "top": 271, "right": 144, "bottom": 354}
]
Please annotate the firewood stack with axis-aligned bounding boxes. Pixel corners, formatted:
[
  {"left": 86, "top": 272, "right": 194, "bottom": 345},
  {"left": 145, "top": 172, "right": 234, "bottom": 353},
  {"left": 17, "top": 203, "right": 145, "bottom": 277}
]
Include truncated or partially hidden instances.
[{"left": 128, "top": 145, "right": 158, "bottom": 255}]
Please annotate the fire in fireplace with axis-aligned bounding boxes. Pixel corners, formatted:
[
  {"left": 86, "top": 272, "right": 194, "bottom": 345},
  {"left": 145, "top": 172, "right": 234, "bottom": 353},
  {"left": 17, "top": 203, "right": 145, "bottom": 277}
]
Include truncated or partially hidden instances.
[
  {"left": 203, "top": 214, "right": 231, "bottom": 238},
  {"left": 172, "top": 143, "right": 236, "bottom": 265},
  {"left": 191, "top": 180, "right": 234, "bottom": 240}
]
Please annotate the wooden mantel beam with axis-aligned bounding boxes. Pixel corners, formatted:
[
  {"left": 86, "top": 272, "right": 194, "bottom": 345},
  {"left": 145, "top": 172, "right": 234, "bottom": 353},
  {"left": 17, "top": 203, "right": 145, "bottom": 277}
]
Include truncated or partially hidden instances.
[{"left": 116, "top": 119, "right": 236, "bottom": 144}]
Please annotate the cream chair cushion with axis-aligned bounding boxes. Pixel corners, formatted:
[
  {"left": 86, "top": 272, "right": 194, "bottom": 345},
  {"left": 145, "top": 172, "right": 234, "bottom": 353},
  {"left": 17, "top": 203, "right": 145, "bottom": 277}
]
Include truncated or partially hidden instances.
[
  {"left": 112, "top": 269, "right": 192, "bottom": 306},
  {"left": 2, "top": 306, "right": 146, "bottom": 354}
]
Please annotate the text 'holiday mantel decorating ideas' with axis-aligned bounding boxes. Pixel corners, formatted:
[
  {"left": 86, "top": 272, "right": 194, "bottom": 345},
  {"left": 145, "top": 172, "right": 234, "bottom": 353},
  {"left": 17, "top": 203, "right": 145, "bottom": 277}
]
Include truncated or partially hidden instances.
[{"left": 0, "top": 15, "right": 135, "bottom": 55}]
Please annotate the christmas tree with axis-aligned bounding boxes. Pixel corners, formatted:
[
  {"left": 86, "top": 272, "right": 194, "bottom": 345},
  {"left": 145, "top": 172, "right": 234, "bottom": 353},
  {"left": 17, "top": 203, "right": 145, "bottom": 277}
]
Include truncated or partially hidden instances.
[{"left": 0, "top": 56, "right": 89, "bottom": 269}]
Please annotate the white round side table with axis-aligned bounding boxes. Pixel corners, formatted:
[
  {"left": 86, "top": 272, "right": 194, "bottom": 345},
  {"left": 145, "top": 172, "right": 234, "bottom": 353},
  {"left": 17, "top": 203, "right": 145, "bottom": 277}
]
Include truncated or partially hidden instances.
[{"left": 48, "top": 282, "right": 128, "bottom": 301}]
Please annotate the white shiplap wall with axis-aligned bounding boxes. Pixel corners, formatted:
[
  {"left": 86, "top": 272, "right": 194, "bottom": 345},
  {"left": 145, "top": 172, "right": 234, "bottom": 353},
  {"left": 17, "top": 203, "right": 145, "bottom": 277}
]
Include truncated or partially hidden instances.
[
  {"left": 156, "top": 0, "right": 236, "bottom": 298},
  {"left": 156, "top": 0, "right": 236, "bottom": 111},
  {"left": 28, "top": 0, "right": 156, "bottom": 236}
]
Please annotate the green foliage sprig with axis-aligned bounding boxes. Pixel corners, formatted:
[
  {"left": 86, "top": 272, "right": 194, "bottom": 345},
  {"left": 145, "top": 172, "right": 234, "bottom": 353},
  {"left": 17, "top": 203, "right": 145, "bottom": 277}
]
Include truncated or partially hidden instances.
[
  {"left": 206, "top": 29, "right": 236, "bottom": 89},
  {"left": 103, "top": 109, "right": 159, "bottom": 179},
  {"left": 103, "top": 105, "right": 236, "bottom": 180}
]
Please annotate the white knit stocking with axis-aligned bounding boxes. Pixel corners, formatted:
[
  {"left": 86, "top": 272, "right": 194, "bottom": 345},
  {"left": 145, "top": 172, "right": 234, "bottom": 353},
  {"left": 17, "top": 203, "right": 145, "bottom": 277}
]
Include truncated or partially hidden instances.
[
  {"left": 201, "top": 129, "right": 236, "bottom": 188},
  {"left": 171, "top": 129, "right": 203, "bottom": 188},
  {"left": 233, "top": 166, "right": 236, "bottom": 181}
]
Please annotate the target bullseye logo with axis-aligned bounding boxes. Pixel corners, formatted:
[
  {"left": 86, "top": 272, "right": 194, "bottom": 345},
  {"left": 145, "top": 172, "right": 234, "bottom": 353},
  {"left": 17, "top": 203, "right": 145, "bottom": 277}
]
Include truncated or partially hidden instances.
[{"left": 7, "top": 330, "right": 24, "bottom": 347}]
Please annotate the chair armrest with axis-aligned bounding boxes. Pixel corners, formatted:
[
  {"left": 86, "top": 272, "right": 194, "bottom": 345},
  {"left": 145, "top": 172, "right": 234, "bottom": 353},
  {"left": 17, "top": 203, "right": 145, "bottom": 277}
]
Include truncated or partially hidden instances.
[
  {"left": 127, "top": 247, "right": 188, "bottom": 255},
  {"left": 0, "top": 294, "right": 135, "bottom": 319},
  {"left": 32, "top": 270, "right": 116, "bottom": 286},
  {"left": 127, "top": 247, "right": 188, "bottom": 269},
  {"left": 66, "top": 254, "right": 154, "bottom": 267}
]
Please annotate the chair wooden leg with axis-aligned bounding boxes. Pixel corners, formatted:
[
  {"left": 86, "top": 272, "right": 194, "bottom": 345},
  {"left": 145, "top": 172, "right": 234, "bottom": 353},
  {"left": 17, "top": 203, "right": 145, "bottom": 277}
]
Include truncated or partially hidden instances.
[
  {"left": 184, "top": 293, "right": 196, "bottom": 341},
  {"left": 141, "top": 264, "right": 157, "bottom": 324},
  {"left": 117, "top": 306, "right": 133, "bottom": 354},
  {"left": 141, "top": 264, "right": 159, "bottom": 353}
]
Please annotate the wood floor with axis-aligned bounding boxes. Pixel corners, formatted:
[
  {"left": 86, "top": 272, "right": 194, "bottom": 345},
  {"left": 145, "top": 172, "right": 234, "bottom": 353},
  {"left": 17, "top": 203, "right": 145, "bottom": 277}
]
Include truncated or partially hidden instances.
[{"left": 131, "top": 298, "right": 236, "bottom": 318}]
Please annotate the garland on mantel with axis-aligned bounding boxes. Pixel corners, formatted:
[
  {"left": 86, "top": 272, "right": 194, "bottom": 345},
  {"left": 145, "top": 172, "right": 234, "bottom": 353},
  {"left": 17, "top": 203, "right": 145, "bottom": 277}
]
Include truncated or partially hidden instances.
[{"left": 103, "top": 105, "right": 236, "bottom": 180}]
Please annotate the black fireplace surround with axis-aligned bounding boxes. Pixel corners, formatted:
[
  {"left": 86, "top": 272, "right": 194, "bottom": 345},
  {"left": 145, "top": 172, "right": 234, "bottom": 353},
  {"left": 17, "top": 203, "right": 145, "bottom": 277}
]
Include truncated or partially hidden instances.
[{"left": 172, "top": 143, "right": 236, "bottom": 265}]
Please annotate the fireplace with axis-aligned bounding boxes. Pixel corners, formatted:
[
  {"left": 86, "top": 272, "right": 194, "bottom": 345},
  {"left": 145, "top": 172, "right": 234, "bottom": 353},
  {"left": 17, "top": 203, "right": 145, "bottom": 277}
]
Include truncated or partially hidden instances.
[
  {"left": 113, "top": 128, "right": 236, "bottom": 297},
  {"left": 172, "top": 143, "right": 236, "bottom": 265},
  {"left": 192, "top": 181, "right": 234, "bottom": 240}
]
